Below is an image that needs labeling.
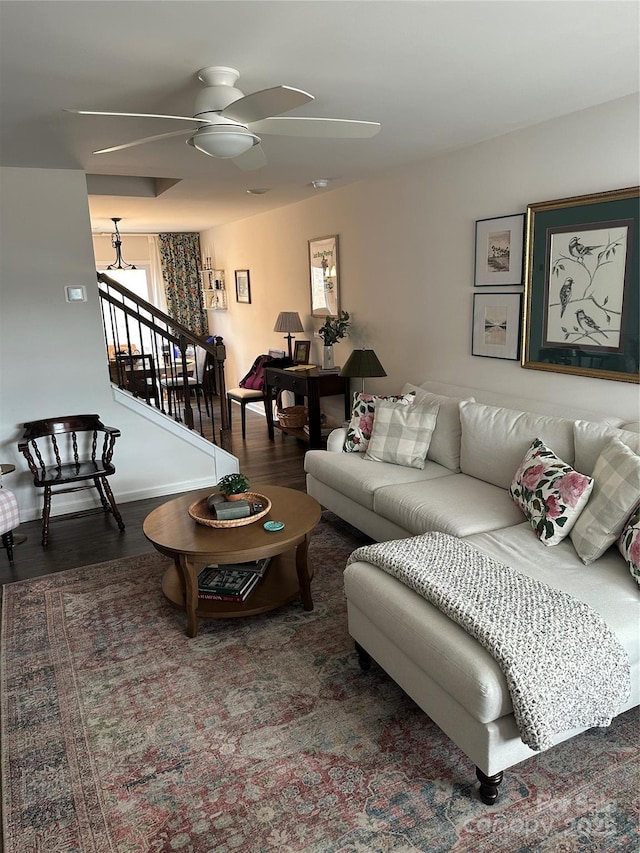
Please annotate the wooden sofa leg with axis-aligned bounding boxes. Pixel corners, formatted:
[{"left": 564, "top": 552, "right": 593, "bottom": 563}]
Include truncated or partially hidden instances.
[
  {"left": 476, "top": 767, "right": 504, "bottom": 805},
  {"left": 354, "top": 642, "right": 372, "bottom": 671}
]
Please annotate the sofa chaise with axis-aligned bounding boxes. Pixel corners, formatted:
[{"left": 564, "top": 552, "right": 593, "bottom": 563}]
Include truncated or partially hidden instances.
[{"left": 304, "top": 379, "right": 640, "bottom": 802}]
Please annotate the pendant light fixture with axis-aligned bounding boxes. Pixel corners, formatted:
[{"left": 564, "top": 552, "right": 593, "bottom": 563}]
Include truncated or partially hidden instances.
[{"left": 106, "top": 218, "right": 136, "bottom": 270}]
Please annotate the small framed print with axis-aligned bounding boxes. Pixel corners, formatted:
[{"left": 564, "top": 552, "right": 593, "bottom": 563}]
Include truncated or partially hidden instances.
[
  {"left": 235, "top": 269, "right": 251, "bottom": 303},
  {"left": 472, "top": 292, "right": 522, "bottom": 360},
  {"left": 474, "top": 213, "right": 525, "bottom": 286},
  {"left": 293, "top": 340, "right": 311, "bottom": 364}
]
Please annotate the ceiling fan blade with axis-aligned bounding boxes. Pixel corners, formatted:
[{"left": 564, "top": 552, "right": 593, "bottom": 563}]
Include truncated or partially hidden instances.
[
  {"left": 221, "top": 86, "right": 313, "bottom": 124},
  {"left": 247, "top": 116, "right": 381, "bottom": 139},
  {"left": 65, "top": 109, "right": 217, "bottom": 125},
  {"left": 232, "top": 144, "right": 268, "bottom": 172},
  {"left": 93, "top": 129, "right": 191, "bottom": 155}
]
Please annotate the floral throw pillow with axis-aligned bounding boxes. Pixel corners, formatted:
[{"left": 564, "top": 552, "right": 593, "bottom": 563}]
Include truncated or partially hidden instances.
[
  {"left": 509, "top": 438, "right": 594, "bottom": 546},
  {"left": 618, "top": 504, "right": 640, "bottom": 586},
  {"left": 343, "top": 392, "right": 415, "bottom": 453}
]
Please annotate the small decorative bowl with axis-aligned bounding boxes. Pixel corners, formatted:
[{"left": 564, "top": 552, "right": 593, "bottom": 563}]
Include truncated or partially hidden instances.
[{"left": 188, "top": 492, "right": 272, "bottom": 528}]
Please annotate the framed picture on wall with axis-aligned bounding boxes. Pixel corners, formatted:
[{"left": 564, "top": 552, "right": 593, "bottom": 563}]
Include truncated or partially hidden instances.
[
  {"left": 309, "top": 235, "right": 340, "bottom": 318},
  {"left": 522, "top": 186, "right": 639, "bottom": 382},
  {"left": 293, "top": 340, "right": 311, "bottom": 364},
  {"left": 472, "top": 292, "right": 522, "bottom": 360},
  {"left": 235, "top": 269, "right": 251, "bottom": 303},
  {"left": 474, "top": 213, "right": 525, "bottom": 286}
]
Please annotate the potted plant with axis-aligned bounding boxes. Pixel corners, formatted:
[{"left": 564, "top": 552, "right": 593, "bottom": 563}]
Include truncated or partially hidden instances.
[
  {"left": 317, "top": 311, "right": 350, "bottom": 369},
  {"left": 217, "top": 472, "right": 251, "bottom": 501}
]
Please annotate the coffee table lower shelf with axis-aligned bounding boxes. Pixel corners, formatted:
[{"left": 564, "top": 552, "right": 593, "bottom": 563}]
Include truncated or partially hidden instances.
[{"left": 161, "top": 551, "right": 313, "bottom": 619}]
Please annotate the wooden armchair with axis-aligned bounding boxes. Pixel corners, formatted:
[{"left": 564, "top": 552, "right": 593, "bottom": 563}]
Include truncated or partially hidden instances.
[{"left": 18, "top": 414, "right": 125, "bottom": 547}]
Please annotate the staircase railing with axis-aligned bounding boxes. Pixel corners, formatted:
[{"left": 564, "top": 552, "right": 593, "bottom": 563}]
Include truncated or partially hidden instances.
[{"left": 97, "top": 272, "right": 231, "bottom": 451}]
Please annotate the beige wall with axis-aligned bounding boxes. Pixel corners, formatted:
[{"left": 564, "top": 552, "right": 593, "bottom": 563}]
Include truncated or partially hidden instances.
[{"left": 202, "top": 95, "right": 639, "bottom": 423}]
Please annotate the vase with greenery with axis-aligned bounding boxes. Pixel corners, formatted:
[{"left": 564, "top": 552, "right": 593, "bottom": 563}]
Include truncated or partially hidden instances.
[
  {"left": 317, "top": 311, "right": 350, "bottom": 369},
  {"left": 217, "top": 472, "right": 251, "bottom": 500}
]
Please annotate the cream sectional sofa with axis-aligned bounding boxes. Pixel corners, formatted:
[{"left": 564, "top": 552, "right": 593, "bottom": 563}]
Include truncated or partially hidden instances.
[{"left": 304, "top": 380, "right": 640, "bottom": 803}]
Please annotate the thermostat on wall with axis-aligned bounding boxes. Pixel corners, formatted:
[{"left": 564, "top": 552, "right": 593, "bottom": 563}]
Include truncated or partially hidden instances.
[{"left": 65, "top": 285, "right": 87, "bottom": 303}]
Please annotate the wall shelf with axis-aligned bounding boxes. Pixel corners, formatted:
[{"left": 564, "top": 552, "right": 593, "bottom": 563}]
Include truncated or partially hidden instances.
[{"left": 201, "top": 267, "right": 227, "bottom": 311}]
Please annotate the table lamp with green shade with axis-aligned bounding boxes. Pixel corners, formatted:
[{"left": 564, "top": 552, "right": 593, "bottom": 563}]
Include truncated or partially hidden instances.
[{"left": 340, "top": 348, "right": 387, "bottom": 394}]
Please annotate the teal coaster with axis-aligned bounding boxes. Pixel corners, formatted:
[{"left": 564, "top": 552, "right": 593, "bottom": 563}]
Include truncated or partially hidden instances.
[{"left": 264, "top": 520, "right": 285, "bottom": 532}]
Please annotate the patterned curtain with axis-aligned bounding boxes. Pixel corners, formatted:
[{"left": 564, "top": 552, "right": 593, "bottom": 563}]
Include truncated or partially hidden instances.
[{"left": 157, "top": 233, "right": 207, "bottom": 335}]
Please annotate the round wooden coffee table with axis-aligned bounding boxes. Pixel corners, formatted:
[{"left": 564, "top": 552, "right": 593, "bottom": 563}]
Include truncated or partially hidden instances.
[{"left": 143, "top": 484, "right": 322, "bottom": 637}]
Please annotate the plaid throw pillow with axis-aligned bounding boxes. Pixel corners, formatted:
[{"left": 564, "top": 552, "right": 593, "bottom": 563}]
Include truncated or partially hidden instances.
[
  {"left": 364, "top": 400, "right": 440, "bottom": 469},
  {"left": 343, "top": 392, "right": 415, "bottom": 453},
  {"left": 570, "top": 437, "right": 640, "bottom": 565},
  {"left": 0, "top": 488, "right": 20, "bottom": 530}
]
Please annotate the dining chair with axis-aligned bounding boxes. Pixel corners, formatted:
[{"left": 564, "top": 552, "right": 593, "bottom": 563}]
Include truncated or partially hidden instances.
[
  {"left": 160, "top": 346, "right": 212, "bottom": 414},
  {"left": 109, "top": 352, "right": 160, "bottom": 403}
]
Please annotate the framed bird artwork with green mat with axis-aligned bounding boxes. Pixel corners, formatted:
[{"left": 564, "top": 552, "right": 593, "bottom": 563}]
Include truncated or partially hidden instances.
[{"left": 522, "top": 185, "right": 639, "bottom": 383}]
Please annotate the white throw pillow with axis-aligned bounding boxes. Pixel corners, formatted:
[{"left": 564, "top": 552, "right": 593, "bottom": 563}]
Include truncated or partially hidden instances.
[
  {"left": 401, "top": 383, "right": 474, "bottom": 472},
  {"left": 365, "top": 400, "right": 440, "bottom": 469},
  {"left": 509, "top": 438, "right": 593, "bottom": 546},
  {"left": 570, "top": 437, "right": 640, "bottom": 565},
  {"left": 573, "top": 420, "right": 640, "bottom": 475}
]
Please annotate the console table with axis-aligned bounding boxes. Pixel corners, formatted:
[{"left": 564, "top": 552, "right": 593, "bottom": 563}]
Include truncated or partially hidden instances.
[{"left": 264, "top": 366, "right": 350, "bottom": 449}]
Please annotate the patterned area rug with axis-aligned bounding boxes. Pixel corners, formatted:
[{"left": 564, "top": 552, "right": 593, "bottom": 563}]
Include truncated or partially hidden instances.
[{"left": 2, "top": 512, "right": 638, "bottom": 853}]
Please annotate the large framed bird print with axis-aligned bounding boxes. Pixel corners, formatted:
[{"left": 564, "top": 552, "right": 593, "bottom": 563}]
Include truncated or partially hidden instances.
[{"left": 522, "top": 186, "right": 639, "bottom": 383}]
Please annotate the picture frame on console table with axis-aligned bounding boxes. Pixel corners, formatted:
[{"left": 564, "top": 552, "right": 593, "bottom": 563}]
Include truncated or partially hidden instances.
[
  {"left": 522, "top": 186, "right": 639, "bottom": 383},
  {"left": 474, "top": 213, "right": 525, "bottom": 286},
  {"left": 235, "top": 269, "right": 251, "bottom": 304},
  {"left": 472, "top": 292, "right": 521, "bottom": 360},
  {"left": 293, "top": 340, "right": 311, "bottom": 364},
  {"left": 309, "top": 235, "right": 340, "bottom": 318}
]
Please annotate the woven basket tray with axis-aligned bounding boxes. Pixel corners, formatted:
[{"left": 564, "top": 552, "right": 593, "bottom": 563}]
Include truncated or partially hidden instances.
[
  {"left": 277, "top": 405, "right": 307, "bottom": 428},
  {"left": 188, "top": 492, "right": 271, "bottom": 528}
]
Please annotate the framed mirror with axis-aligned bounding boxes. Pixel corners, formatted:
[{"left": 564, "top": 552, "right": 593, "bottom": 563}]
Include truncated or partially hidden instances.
[{"left": 309, "top": 235, "right": 340, "bottom": 318}]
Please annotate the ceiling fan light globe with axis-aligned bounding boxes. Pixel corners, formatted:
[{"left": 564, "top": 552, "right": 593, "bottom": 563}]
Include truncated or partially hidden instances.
[{"left": 189, "top": 126, "right": 259, "bottom": 159}]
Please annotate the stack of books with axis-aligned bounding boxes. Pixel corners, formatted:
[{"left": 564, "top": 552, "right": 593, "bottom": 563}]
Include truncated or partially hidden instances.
[{"left": 197, "top": 557, "right": 271, "bottom": 602}]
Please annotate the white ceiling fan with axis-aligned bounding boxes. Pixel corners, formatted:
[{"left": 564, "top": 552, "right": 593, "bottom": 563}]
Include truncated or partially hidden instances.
[{"left": 66, "top": 66, "right": 381, "bottom": 171}]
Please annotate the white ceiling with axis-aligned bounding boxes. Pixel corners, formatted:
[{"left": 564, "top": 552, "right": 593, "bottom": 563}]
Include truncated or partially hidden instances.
[{"left": 1, "top": 1, "right": 638, "bottom": 234}]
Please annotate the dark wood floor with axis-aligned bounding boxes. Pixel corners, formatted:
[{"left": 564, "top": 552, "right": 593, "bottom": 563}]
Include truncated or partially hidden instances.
[{"left": 1, "top": 406, "right": 308, "bottom": 585}]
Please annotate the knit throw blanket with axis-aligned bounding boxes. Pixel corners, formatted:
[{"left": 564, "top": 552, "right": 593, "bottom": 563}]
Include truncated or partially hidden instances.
[{"left": 346, "top": 532, "right": 630, "bottom": 751}]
